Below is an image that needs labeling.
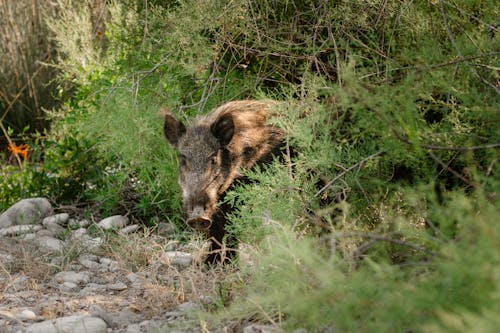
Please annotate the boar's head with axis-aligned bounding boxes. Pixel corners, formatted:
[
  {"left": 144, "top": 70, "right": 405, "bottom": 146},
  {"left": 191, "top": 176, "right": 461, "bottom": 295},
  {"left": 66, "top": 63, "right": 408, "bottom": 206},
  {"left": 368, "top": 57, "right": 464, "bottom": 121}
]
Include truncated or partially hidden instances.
[
  {"left": 163, "top": 109, "right": 239, "bottom": 231},
  {"left": 162, "top": 101, "right": 283, "bottom": 232}
]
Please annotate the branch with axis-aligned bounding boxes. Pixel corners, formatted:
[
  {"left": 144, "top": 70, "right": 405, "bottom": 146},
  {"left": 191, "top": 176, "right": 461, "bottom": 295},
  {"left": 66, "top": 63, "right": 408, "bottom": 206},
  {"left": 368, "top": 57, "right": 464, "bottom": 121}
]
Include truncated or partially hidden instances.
[
  {"left": 439, "top": 0, "right": 500, "bottom": 95},
  {"left": 395, "top": 132, "right": 500, "bottom": 151},
  {"left": 314, "top": 151, "right": 385, "bottom": 198}
]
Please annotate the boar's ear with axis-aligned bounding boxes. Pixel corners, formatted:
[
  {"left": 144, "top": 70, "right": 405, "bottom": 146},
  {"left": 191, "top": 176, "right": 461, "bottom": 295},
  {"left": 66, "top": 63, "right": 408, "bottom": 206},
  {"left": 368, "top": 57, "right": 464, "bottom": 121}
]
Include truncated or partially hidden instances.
[
  {"left": 211, "top": 113, "right": 234, "bottom": 147},
  {"left": 163, "top": 111, "right": 186, "bottom": 148}
]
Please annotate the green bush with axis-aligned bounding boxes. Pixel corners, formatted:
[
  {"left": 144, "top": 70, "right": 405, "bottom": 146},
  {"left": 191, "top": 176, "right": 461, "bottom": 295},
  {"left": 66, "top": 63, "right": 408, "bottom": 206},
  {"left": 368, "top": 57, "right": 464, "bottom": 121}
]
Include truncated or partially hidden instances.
[{"left": 2, "top": 1, "right": 498, "bottom": 331}]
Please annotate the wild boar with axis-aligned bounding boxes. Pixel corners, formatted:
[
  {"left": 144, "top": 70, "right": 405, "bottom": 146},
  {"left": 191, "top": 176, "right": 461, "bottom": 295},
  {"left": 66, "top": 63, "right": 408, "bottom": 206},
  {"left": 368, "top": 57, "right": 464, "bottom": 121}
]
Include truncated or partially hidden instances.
[{"left": 163, "top": 100, "right": 285, "bottom": 263}]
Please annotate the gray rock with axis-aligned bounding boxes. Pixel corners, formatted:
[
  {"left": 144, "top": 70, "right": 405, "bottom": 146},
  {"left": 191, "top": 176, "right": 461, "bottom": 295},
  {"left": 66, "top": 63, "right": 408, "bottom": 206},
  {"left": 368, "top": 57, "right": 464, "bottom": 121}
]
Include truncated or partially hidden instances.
[
  {"left": 36, "top": 236, "right": 64, "bottom": 252},
  {"left": 0, "top": 198, "right": 52, "bottom": 228},
  {"left": 78, "top": 258, "right": 100, "bottom": 270},
  {"left": 99, "top": 257, "right": 120, "bottom": 272},
  {"left": 157, "top": 222, "right": 176, "bottom": 236},
  {"left": 177, "top": 301, "right": 197, "bottom": 313},
  {"left": 0, "top": 252, "right": 14, "bottom": 266},
  {"left": 80, "top": 283, "right": 107, "bottom": 295},
  {"left": 16, "top": 309, "right": 37, "bottom": 321},
  {"left": 107, "top": 282, "right": 128, "bottom": 291},
  {"left": 0, "top": 225, "right": 42, "bottom": 237},
  {"left": 25, "top": 315, "right": 107, "bottom": 333},
  {"left": 42, "top": 220, "right": 66, "bottom": 238},
  {"left": 68, "top": 218, "right": 90, "bottom": 229},
  {"left": 126, "top": 324, "right": 142, "bottom": 333},
  {"left": 119, "top": 224, "right": 140, "bottom": 234},
  {"left": 97, "top": 215, "right": 129, "bottom": 230},
  {"left": 164, "top": 251, "right": 193, "bottom": 269},
  {"left": 42, "top": 213, "right": 69, "bottom": 226},
  {"left": 59, "top": 281, "right": 79, "bottom": 292},
  {"left": 54, "top": 271, "right": 90, "bottom": 285},
  {"left": 243, "top": 324, "right": 283, "bottom": 333},
  {"left": 69, "top": 228, "right": 103, "bottom": 250}
]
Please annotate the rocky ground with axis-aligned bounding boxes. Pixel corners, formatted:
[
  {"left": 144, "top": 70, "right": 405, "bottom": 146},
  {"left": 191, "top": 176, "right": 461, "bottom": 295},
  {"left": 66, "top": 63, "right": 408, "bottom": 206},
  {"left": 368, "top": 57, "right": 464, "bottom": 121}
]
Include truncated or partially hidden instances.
[{"left": 0, "top": 198, "right": 277, "bottom": 333}]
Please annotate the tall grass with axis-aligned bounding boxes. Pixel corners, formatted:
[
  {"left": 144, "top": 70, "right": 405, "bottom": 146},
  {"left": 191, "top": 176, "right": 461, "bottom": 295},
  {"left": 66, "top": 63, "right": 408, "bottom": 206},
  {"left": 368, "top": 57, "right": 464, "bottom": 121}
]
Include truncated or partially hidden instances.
[{"left": 0, "top": 0, "right": 59, "bottom": 147}]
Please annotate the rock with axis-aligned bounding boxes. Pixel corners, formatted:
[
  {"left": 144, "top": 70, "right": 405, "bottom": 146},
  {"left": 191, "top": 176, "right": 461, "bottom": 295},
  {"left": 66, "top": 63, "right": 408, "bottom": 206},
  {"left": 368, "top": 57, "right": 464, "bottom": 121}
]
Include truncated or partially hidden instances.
[
  {"left": 54, "top": 271, "right": 90, "bottom": 285},
  {"left": 164, "top": 251, "right": 193, "bottom": 269},
  {"left": 78, "top": 256, "right": 100, "bottom": 270},
  {"left": 0, "top": 198, "right": 52, "bottom": 228},
  {"left": 107, "top": 282, "right": 128, "bottom": 291},
  {"left": 119, "top": 224, "right": 140, "bottom": 234},
  {"left": 0, "top": 225, "right": 42, "bottom": 237},
  {"left": 44, "top": 221, "right": 66, "bottom": 238},
  {"left": 36, "top": 236, "right": 64, "bottom": 253},
  {"left": 97, "top": 215, "right": 129, "bottom": 230},
  {"left": 99, "top": 257, "right": 120, "bottom": 272},
  {"left": 0, "top": 253, "right": 14, "bottom": 266},
  {"left": 157, "top": 222, "right": 176, "bottom": 236},
  {"left": 69, "top": 228, "right": 103, "bottom": 250},
  {"left": 42, "top": 213, "right": 69, "bottom": 226},
  {"left": 59, "top": 281, "right": 79, "bottom": 292},
  {"left": 17, "top": 309, "right": 37, "bottom": 320},
  {"left": 68, "top": 218, "right": 89, "bottom": 229},
  {"left": 25, "top": 315, "right": 107, "bottom": 333},
  {"left": 243, "top": 324, "right": 284, "bottom": 333},
  {"left": 177, "top": 301, "right": 197, "bottom": 313}
]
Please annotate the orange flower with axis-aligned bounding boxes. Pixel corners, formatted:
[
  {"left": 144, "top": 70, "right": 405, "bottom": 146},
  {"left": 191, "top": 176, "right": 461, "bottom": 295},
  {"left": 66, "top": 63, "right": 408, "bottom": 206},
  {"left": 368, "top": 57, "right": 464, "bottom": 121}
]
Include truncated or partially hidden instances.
[{"left": 8, "top": 143, "right": 29, "bottom": 160}]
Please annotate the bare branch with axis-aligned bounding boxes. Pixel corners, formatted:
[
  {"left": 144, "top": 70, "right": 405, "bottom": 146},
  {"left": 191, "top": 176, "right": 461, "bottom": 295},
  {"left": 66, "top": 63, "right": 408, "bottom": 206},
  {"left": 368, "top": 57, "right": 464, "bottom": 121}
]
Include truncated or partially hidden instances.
[{"left": 314, "top": 151, "right": 385, "bottom": 198}]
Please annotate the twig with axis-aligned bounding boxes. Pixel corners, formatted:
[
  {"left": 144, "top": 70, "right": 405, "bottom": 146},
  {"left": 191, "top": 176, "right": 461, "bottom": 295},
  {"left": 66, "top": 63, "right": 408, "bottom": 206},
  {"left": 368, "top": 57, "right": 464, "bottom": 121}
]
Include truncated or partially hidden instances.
[
  {"left": 428, "top": 150, "right": 473, "bottom": 187},
  {"left": 439, "top": 0, "right": 499, "bottom": 95},
  {"left": 314, "top": 151, "right": 385, "bottom": 198},
  {"left": 395, "top": 132, "right": 500, "bottom": 151}
]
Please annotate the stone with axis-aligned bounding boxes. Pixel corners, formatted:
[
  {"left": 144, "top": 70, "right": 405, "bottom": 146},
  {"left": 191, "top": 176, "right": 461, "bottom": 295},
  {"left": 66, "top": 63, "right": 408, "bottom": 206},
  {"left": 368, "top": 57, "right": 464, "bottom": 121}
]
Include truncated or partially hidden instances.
[
  {"left": 25, "top": 315, "right": 107, "bottom": 333},
  {"left": 36, "top": 236, "right": 64, "bottom": 253},
  {"left": 243, "top": 324, "right": 284, "bottom": 333},
  {"left": 17, "top": 309, "right": 37, "bottom": 320},
  {"left": 157, "top": 222, "right": 176, "bottom": 236},
  {"left": 59, "top": 281, "right": 79, "bottom": 292},
  {"left": 0, "top": 198, "right": 52, "bottom": 228},
  {"left": 0, "top": 225, "right": 42, "bottom": 237},
  {"left": 54, "top": 271, "right": 90, "bottom": 285},
  {"left": 107, "top": 282, "right": 128, "bottom": 291},
  {"left": 177, "top": 301, "right": 196, "bottom": 313},
  {"left": 68, "top": 218, "right": 89, "bottom": 229},
  {"left": 42, "top": 213, "right": 69, "bottom": 226},
  {"left": 0, "top": 252, "right": 14, "bottom": 266},
  {"left": 97, "top": 215, "right": 129, "bottom": 230},
  {"left": 119, "top": 224, "right": 140, "bottom": 234},
  {"left": 164, "top": 251, "right": 193, "bottom": 269},
  {"left": 69, "top": 228, "right": 103, "bottom": 250}
]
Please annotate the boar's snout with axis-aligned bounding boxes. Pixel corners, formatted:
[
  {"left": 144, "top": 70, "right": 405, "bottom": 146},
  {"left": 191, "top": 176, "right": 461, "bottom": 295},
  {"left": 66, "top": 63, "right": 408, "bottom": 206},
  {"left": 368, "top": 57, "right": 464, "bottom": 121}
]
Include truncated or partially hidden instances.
[
  {"left": 187, "top": 216, "right": 212, "bottom": 230},
  {"left": 186, "top": 205, "right": 212, "bottom": 230}
]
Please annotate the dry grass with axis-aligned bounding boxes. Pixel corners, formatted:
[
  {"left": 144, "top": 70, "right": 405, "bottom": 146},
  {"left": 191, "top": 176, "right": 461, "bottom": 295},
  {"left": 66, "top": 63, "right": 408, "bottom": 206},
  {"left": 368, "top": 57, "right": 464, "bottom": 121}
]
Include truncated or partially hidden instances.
[{"left": 0, "top": 0, "right": 60, "bottom": 143}]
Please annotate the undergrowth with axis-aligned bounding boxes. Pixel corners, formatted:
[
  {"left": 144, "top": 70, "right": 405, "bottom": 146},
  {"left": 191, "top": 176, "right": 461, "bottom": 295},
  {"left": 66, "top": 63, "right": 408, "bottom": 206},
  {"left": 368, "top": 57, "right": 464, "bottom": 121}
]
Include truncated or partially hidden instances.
[{"left": 1, "top": 0, "right": 498, "bottom": 331}]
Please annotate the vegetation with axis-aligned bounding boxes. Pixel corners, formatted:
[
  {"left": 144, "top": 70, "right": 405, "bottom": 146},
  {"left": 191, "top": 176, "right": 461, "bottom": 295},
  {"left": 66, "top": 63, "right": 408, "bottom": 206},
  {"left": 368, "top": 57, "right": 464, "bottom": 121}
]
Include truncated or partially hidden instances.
[{"left": 1, "top": 0, "right": 498, "bottom": 331}]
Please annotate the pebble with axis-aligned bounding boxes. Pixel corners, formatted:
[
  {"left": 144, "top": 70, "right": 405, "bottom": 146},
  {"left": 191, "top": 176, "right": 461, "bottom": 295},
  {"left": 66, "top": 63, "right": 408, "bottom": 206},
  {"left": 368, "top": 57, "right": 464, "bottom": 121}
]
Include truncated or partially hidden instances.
[
  {"left": 97, "top": 215, "right": 129, "bottom": 230},
  {"left": 25, "top": 315, "right": 108, "bottom": 333},
  {"left": 54, "top": 271, "right": 91, "bottom": 285},
  {"left": 164, "top": 251, "right": 193, "bottom": 269},
  {"left": 68, "top": 218, "right": 90, "bottom": 229},
  {"left": 0, "top": 225, "right": 42, "bottom": 237},
  {"left": 120, "top": 224, "right": 140, "bottom": 234},
  {"left": 107, "top": 282, "right": 128, "bottom": 291},
  {"left": 36, "top": 236, "right": 65, "bottom": 252},
  {"left": 42, "top": 213, "right": 70, "bottom": 226},
  {"left": 157, "top": 222, "right": 176, "bottom": 236}
]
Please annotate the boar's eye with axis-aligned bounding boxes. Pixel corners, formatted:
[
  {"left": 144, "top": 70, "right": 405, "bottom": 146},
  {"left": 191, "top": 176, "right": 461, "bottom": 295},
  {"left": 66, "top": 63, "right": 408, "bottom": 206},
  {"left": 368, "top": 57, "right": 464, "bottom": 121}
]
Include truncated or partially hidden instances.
[
  {"left": 179, "top": 154, "right": 188, "bottom": 168},
  {"left": 209, "top": 153, "right": 218, "bottom": 167}
]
